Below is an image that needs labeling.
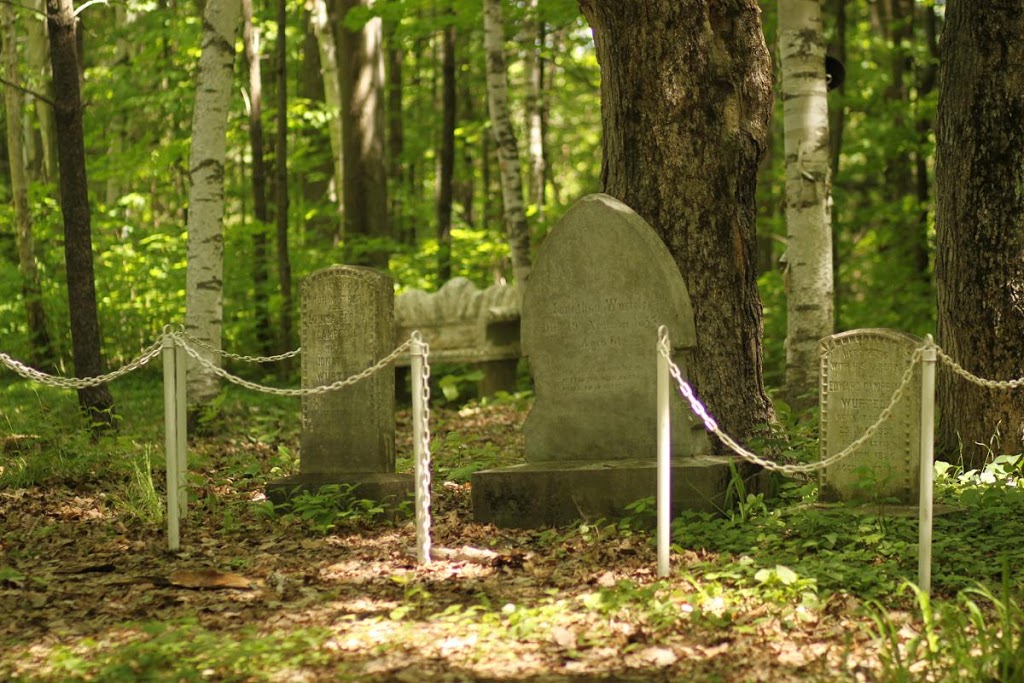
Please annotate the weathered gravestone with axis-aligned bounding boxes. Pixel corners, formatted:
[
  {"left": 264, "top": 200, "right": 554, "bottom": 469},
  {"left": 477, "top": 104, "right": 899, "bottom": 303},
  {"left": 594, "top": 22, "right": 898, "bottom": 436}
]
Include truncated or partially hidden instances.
[
  {"left": 394, "top": 277, "right": 520, "bottom": 396},
  {"left": 819, "top": 328, "right": 923, "bottom": 504},
  {"left": 266, "top": 265, "right": 412, "bottom": 504},
  {"left": 472, "top": 193, "right": 763, "bottom": 527}
]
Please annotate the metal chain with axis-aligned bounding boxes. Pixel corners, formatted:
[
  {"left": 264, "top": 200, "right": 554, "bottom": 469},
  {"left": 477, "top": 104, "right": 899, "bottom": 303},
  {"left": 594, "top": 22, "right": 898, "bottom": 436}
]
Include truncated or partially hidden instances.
[
  {"left": 0, "top": 340, "right": 164, "bottom": 390},
  {"left": 936, "top": 349, "right": 1024, "bottom": 390},
  {"left": 415, "top": 333, "right": 433, "bottom": 561},
  {"left": 658, "top": 341, "right": 925, "bottom": 474},
  {"left": 181, "top": 332, "right": 301, "bottom": 363},
  {"left": 172, "top": 331, "right": 412, "bottom": 397}
]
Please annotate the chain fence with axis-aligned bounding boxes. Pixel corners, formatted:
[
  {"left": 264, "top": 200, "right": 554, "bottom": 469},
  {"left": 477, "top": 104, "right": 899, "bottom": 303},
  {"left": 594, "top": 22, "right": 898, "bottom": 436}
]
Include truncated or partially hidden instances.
[
  {"left": 180, "top": 332, "right": 301, "bottom": 364},
  {"left": 0, "top": 340, "right": 165, "bottom": 390},
  {"left": 658, "top": 333, "right": 1024, "bottom": 476},
  {"left": 171, "top": 331, "right": 412, "bottom": 397}
]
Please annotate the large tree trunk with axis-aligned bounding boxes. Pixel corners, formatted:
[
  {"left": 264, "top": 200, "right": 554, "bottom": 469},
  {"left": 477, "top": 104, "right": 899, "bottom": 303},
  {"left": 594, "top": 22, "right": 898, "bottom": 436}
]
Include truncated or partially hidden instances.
[
  {"left": 384, "top": 17, "right": 405, "bottom": 242},
  {"left": 184, "top": 0, "right": 240, "bottom": 405},
  {"left": 483, "top": 0, "right": 531, "bottom": 290},
  {"left": 780, "top": 0, "right": 834, "bottom": 409},
  {"left": 436, "top": 13, "right": 456, "bottom": 282},
  {"left": 3, "top": 1, "right": 54, "bottom": 370},
  {"left": 335, "top": 0, "right": 390, "bottom": 267},
  {"left": 827, "top": 0, "right": 847, "bottom": 329},
  {"left": 310, "top": 0, "right": 344, "bottom": 235},
  {"left": 935, "top": 0, "right": 1024, "bottom": 467},
  {"left": 579, "top": 0, "right": 775, "bottom": 443},
  {"left": 47, "top": 0, "right": 116, "bottom": 425},
  {"left": 241, "top": 0, "right": 273, "bottom": 357}
]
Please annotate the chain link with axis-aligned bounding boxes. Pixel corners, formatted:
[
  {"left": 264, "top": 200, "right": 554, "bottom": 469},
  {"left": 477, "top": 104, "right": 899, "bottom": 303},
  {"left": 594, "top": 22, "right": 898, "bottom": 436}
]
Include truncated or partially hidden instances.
[
  {"left": 0, "top": 341, "right": 164, "bottom": 390},
  {"left": 172, "top": 332, "right": 411, "bottom": 396},
  {"left": 414, "top": 332, "right": 433, "bottom": 562},
  {"left": 937, "top": 349, "right": 1024, "bottom": 390},
  {"left": 180, "top": 332, "right": 301, "bottom": 363},
  {"left": 658, "top": 340, "right": 925, "bottom": 474}
]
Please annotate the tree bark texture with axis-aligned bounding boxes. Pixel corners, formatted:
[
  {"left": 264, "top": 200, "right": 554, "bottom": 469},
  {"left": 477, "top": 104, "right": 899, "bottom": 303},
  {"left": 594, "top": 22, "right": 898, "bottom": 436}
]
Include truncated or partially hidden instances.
[
  {"left": 26, "top": 0, "right": 58, "bottom": 183},
  {"left": 184, "top": 0, "right": 239, "bottom": 405},
  {"left": 780, "top": 0, "right": 834, "bottom": 409},
  {"left": 524, "top": 0, "right": 546, "bottom": 217},
  {"left": 335, "top": 0, "right": 390, "bottom": 267},
  {"left": 47, "top": 0, "right": 115, "bottom": 424},
  {"left": 579, "top": 0, "right": 775, "bottom": 442},
  {"left": 275, "top": 0, "right": 293, "bottom": 354},
  {"left": 310, "top": 0, "right": 344, "bottom": 230},
  {"left": 384, "top": 18, "right": 405, "bottom": 241},
  {"left": 437, "top": 16, "right": 456, "bottom": 282},
  {"left": 935, "top": 0, "right": 1024, "bottom": 467},
  {"left": 241, "top": 0, "right": 272, "bottom": 356},
  {"left": 483, "top": 0, "right": 531, "bottom": 290},
  {"left": 4, "top": 1, "right": 54, "bottom": 370}
]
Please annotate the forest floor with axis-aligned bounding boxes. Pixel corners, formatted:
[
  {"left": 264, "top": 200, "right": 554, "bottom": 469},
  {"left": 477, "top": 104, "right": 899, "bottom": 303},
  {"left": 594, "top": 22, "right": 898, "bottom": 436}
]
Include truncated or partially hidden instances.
[{"left": 0, "top": 383, "right": 1014, "bottom": 682}]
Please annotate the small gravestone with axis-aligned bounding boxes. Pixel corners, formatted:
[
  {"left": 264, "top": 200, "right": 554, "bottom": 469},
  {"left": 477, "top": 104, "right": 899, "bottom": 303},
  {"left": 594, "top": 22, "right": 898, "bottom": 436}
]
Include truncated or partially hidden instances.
[
  {"left": 266, "top": 265, "right": 412, "bottom": 504},
  {"left": 472, "top": 193, "right": 764, "bottom": 528},
  {"left": 819, "top": 329, "right": 922, "bottom": 504}
]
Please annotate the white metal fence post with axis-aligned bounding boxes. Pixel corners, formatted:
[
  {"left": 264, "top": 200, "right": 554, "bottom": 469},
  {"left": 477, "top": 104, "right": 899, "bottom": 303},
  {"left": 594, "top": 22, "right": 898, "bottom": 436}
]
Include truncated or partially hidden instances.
[
  {"left": 411, "top": 332, "right": 432, "bottom": 565},
  {"left": 657, "top": 326, "right": 671, "bottom": 578},
  {"left": 918, "top": 334, "right": 937, "bottom": 594},
  {"left": 162, "top": 331, "right": 180, "bottom": 551}
]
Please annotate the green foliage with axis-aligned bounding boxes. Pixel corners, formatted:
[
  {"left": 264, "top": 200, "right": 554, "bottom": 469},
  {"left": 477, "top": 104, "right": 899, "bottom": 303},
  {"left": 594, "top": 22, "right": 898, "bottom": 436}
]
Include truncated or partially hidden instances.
[
  {"left": 671, "top": 456, "right": 1024, "bottom": 602},
  {"left": 871, "top": 577, "right": 1024, "bottom": 682},
  {"left": 40, "top": 620, "right": 331, "bottom": 682},
  {"left": 265, "top": 484, "right": 402, "bottom": 534}
]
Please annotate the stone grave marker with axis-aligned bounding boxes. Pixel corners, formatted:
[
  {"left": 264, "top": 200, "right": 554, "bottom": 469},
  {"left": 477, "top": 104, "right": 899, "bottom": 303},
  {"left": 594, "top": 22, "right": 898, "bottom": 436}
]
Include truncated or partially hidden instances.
[
  {"left": 472, "top": 193, "right": 766, "bottom": 527},
  {"left": 266, "top": 265, "right": 412, "bottom": 504},
  {"left": 819, "top": 328, "right": 923, "bottom": 504}
]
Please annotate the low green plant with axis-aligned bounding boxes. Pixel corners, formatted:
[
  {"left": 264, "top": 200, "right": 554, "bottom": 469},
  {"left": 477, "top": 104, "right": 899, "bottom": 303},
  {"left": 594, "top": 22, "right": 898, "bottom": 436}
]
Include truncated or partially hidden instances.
[
  {"left": 268, "top": 484, "right": 394, "bottom": 534},
  {"left": 871, "top": 573, "right": 1024, "bottom": 682},
  {"left": 111, "top": 447, "right": 163, "bottom": 525}
]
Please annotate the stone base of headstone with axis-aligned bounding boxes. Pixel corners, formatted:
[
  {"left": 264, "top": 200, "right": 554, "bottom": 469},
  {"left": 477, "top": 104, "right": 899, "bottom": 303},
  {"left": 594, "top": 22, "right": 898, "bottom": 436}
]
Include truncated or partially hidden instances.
[
  {"left": 265, "top": 472, "right": 414, "bottom": 509},
  {"left": 471, "top": 456, "right": 770, "bottom": 529}
]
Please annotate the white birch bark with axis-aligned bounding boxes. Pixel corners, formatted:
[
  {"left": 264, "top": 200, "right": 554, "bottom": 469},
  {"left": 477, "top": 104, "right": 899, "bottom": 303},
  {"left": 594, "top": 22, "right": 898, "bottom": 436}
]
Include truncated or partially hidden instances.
[
  {"left": 184, "top": 0, "right": 240, "bottom": 404},
  {"left": 310, "top": 0, "right": 343, "bottom": 214},
  {"left": 780, "top": 0, "right": 834, "bottom": 408},
  {"left": 483, "top": 0, "right": 531, "bottom": 290}
]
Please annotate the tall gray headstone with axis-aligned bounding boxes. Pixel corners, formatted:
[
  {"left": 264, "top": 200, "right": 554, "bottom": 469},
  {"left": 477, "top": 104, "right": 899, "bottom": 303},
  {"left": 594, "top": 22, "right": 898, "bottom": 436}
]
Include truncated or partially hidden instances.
[
  {"left": 472, "top": 194, "right": 764, "bottom": 528},
  {"left": 819, "top": 328, "right": 923, "bottom": 504},
  {"left": 267, "top": 265, "right": 412, "bottom": 504}
]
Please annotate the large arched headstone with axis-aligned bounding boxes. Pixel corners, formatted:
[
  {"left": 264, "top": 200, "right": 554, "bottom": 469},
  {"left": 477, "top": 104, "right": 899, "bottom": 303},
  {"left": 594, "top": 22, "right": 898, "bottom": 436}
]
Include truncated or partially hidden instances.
[{"left": 472, "top": 194, "right": 761, "bottom": 528}]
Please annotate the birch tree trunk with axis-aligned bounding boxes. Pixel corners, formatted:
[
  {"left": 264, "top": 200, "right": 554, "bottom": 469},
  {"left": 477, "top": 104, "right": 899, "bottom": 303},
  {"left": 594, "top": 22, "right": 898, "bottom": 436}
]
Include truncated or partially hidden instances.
[
  {"left": 483, "top": 0, "right": 531, "bottom": 290},
  {"left": 184, "top": 0, "right": 240, "bottom": 405},
  {"left": 3, "top": 1, "right": 54, "bottom": 370},
  {"left": 310, "top": 0, "right": 343, "bottom": 229},
  {"left": 779, "top": 0, "right": 834, "bottom": 409},
  {"left": 47, "top": 0, "right": 116, "bottom": 426},
  {"left": 935, "top": 0, "right": 1024, "bottom": 467}
]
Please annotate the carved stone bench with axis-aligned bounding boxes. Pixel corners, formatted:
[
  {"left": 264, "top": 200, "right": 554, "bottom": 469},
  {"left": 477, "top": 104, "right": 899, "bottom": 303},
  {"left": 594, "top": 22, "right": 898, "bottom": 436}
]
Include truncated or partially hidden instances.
[{"left": 394, "top": 278, "right": 521, "bottom": 396}]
